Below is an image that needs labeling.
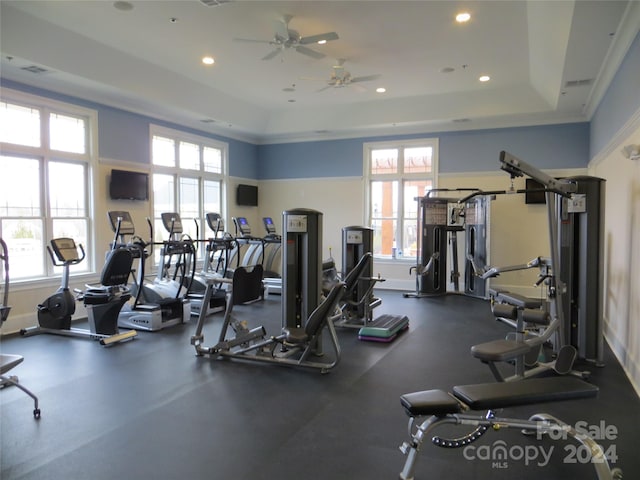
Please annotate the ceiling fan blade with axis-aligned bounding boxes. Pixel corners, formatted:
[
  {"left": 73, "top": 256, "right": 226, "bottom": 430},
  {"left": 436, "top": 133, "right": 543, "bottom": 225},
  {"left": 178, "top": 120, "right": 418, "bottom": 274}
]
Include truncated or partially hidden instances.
[
  {"left": 262, "top": 48, "right": 282, "bottom": 61},
  {"left": 296, "top": 45, "right": 325, "bottom": 59},
  {"left": 299, "top": 32, "right": 339, "bottom": 45},
  {"left": 234, "top": 37, "right": 271, "bottom": 44},
  {"left": 274, "top": 16, "right": 291, "bottom": 40},
  {"left": 350, "top": 74, "right": 381, "bottom": 83}
]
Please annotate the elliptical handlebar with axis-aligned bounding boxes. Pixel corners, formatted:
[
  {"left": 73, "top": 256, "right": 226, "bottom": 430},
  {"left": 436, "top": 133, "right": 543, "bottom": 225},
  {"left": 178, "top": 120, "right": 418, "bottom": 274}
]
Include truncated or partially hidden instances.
[
  {"left": 145, "top": 217, "right": 155, "bottom": 256},
  {"left": 1, "top": 238, "right": 10, "bottom": 322}
]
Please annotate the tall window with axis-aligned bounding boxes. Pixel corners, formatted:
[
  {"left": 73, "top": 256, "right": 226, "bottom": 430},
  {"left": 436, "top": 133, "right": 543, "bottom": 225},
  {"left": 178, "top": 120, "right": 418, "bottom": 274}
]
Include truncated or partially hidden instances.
[
  {"left": 365, "top": 139, "right": 438, "bottom": 260},
  {"left": 0, "top": 92, "right": 95, "bottom": 279},
  {"left": 150, "top": 126, "right": 226, "bottom": 259}
]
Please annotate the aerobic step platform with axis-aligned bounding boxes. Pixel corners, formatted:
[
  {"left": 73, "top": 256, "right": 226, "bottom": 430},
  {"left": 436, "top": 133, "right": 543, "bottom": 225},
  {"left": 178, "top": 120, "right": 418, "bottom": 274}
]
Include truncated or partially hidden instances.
[{"left": 358, "top": 314, "right": 409, "bottom": 343}]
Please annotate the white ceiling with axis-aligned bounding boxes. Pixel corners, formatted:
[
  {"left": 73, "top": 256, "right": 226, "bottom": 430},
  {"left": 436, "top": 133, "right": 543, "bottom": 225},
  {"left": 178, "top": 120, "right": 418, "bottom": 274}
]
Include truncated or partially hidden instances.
[{"left": 1, "top": 0, "right": 637, "bottom": 143}]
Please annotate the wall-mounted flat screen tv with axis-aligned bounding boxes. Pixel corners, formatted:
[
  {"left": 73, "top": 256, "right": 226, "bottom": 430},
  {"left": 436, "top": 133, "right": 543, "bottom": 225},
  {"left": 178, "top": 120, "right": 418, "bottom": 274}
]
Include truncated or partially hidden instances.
[
  {"left": 109, "top": 169, "right": 149, "bottom": 201},
  {"left": 236, "top": 184, "right": 258, "bottom": 206},
  {"left": 525, "top": 178, "right": 546, "bottom": 204}
]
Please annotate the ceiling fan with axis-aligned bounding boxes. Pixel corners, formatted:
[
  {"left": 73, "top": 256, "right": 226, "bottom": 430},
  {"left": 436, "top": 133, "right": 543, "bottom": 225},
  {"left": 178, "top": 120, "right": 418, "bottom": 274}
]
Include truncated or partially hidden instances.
[
  {"left": 234, "top": 15, "right": 338, "bottom": 61},
  {"left": 317, "top": 59, "right": 381, "bottom": 92}
]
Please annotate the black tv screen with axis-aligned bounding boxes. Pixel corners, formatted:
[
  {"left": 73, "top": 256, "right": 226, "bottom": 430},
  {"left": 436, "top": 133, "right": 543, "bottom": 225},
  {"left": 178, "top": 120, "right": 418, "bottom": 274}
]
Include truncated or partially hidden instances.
[
  {"left": 236, "top": 184, "right": 258, "bottom": 206},
  {"left": 525, "top": 178, "right": 546, "bottom": 204},
  {"left": 109, "top": 169, "right": 149, "bottom": 201}
]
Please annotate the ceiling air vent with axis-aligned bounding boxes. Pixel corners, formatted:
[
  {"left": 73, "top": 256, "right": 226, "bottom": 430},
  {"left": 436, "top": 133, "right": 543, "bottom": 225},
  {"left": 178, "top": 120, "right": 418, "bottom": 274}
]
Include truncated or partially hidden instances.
[
  {"left": 200, "top": 0, "right": 233, "bottom": 6},
  {"left": 21, "top": 65, "right": 51, "bottom": 74},
  {"left": 565, "top": 79, "right": 593, "bottom": 88}
]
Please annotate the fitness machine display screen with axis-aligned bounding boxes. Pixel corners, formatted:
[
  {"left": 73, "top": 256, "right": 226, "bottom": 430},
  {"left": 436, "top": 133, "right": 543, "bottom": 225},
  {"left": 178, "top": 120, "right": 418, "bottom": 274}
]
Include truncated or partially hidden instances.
[
  {"left": 235, "top": 217, "right": 251, "bottom": 235},
  {"left": 263, "top": 217, "right": 276, "bottom": 234}
]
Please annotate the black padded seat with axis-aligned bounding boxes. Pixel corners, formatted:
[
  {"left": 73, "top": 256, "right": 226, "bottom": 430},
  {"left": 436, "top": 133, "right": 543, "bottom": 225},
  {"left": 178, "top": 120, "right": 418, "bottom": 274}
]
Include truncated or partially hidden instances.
[
  {"left": 452, "top": 376, "right": 599, "bottom": 410},
  {"left": 471, "top": 338, "right": 531, "bottom": 362},
  {"left": 83, "top": 291, "right": 130, "bottom": 305},
  {"left": 496, "top": 292, "right": 542, "bottom": 309},
  {"left": 400, "top": 390, "right": 462, "bottom": 417}
]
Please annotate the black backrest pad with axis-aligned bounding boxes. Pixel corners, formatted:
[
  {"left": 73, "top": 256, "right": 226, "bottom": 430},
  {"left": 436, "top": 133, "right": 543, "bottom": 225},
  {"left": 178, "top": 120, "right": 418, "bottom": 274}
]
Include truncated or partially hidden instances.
[
  {"left": 343, "top": 252, "right": 372, "bottom": 294},
  {"left": 101, "top": 248, "right": 134, "bottom": 286},
  {"left": 305, "top": 282, "right": 346, "bottom": 336},
  {"left": 452, "top": 376, "right": 598, "bottom": 411},
  {"left": 232, "top": 265, "right": 263, "bottom": 305}
]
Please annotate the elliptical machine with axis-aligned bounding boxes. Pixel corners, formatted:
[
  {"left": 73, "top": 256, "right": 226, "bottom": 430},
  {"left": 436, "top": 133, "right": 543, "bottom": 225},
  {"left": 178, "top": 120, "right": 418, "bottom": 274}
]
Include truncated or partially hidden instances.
[
  {"left": 21, "top": 238, "right": 137, "bottom": 346},
  {"left": 107, "top": 211, "right": 190, "bottom": 331}
]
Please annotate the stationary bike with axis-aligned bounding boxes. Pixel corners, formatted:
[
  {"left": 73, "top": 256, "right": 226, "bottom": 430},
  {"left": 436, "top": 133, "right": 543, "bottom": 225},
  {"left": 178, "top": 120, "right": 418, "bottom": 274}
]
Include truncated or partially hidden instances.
[{"left": 21, "top": 238, "right": 136, "bottom": 346}]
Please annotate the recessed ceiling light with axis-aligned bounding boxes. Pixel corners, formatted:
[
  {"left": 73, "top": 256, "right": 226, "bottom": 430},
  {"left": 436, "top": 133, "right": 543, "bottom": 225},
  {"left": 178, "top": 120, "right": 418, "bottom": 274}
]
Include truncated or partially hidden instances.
[
  {"left": 317, "top": 40, "right": 327, "bottom": 45},
  {"left": 479, "top": 75, "right": 490, "bottom": 82},
  {"left": 202, "top": 56, "right": 215, "bottom": 65},
  {"left": 376, "top": 87, "right": 386, "bottom": 93},
  {"left": 456, "top": 12, "right": 471, "bottom": 23}
]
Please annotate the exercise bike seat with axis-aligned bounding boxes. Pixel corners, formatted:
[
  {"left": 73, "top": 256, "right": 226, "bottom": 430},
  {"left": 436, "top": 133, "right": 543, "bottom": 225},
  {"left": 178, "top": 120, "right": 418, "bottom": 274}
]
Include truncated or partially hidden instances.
[{"left": 82, "top": 248, "right": 133, "bottom": 305}]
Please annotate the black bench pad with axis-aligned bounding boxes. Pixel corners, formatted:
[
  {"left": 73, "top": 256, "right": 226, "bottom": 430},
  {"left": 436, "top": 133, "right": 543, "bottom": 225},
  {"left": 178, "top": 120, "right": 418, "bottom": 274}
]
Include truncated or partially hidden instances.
[
  {"left": 452, "top": 376, "right": 598, "bottom": 410},
  {"left": 496, "top": 292, "right": 542, "bottom": 309},
  {"left": 400, "top": 389, "right": 462, "bottom": 417},
  {"left": 471, "top": 338, "right": 532, "bottom": 362},
  {"left": 400, "top": 377, "right": 598, "bottom": 417}
]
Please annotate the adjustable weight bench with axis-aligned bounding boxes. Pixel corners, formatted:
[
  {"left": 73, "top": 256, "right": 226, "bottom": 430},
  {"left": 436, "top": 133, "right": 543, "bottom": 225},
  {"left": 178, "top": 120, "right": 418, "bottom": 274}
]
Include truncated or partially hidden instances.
[{"left": 398, "top": 376, "right": 621, "bottom": 480}]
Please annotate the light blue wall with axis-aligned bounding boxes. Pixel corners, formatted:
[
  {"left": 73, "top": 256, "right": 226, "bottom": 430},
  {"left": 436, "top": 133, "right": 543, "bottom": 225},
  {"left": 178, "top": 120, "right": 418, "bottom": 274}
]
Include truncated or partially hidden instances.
[
  {"left": 439, "top": 123, "right": 589, "bottom": 172},
  {"left": 98, "top": 106, "right": 150, "bottom": 165},
  {"left": 591, "top": 30, "right": 640, "bottom": 157},
  {"left": 258, "top": 122, "right": 590, "bottom": 179},
  {"left": 1, "top": 78, "right": 590, "bottom": 180},
  {"left": 257, "top": 139, "right": 364, "bottom": 179},
  {"left": 0, "top": 79, "right": 259, "bottom": 178}
]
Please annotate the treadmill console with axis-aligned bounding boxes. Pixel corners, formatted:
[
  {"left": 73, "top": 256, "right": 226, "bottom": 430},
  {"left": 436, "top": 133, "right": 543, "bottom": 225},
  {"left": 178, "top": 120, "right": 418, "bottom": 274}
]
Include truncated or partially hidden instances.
[
  {"left": 263, "top": 217, "right": 280, "bottom": 241},
  {"left": 263, "top": 217, "right": 276, "bottom": 234},
  {"left": 234, "top": 217, "right": 252, "bottom": 237}
]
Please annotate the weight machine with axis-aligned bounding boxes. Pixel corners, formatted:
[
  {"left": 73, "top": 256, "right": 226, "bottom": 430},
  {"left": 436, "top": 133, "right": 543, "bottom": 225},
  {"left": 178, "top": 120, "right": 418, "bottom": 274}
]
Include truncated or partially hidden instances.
[
  {"left": 404, "top": 189, "right": 488, "bottom": 298},
  {"left": 468, "top": 151, "right": 604, "bottom": 381},
  {"left": 190, "top": 209, "right": 345, "bottom": 373}
]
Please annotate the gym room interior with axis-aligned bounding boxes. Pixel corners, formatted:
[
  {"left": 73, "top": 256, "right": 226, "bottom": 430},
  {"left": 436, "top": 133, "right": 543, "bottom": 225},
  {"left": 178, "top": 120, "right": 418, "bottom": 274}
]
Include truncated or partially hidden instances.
[{"left": 1, "top": 1, "right": 639, "bottom": 479}]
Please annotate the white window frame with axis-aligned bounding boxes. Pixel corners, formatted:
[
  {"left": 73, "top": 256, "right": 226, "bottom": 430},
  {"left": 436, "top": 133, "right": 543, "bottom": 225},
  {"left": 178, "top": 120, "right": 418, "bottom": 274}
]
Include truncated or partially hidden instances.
[
  {"left": 0, "top": 88, "right": 98, "bottom": 281},
  {"left": 149, "top": 124, "right": 228, "bottom": 261},
  {"left": 364, "top": 138, "right": 439, "bottom": 261}
]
